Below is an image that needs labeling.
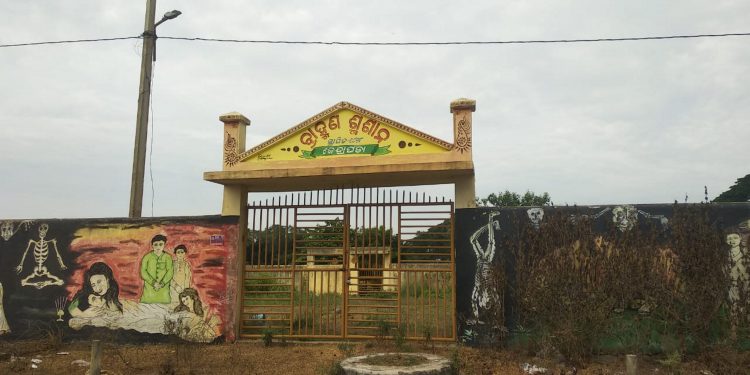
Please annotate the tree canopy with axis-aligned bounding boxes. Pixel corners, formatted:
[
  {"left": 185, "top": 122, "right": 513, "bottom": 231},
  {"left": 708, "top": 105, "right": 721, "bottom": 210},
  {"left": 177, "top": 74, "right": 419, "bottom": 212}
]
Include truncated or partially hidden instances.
[
  {"left": 713, "top": 174, "right": 750, "bottom": 202},
  {"left": 476, "top": 190, "right": 552, "bottom": 207}
]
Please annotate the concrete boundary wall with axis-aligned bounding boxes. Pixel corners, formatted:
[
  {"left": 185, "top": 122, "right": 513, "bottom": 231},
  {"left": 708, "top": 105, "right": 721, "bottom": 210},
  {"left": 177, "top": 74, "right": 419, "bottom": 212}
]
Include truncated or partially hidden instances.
[{"left": 454, "top": 203, "right": 750, "bottom": 345}]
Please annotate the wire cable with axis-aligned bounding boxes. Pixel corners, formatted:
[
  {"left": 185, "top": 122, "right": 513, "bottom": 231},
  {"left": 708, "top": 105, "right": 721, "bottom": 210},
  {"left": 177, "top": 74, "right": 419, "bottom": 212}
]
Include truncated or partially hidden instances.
[
  {"left": 159, "top": 32, "right": 750, "bottom": 45},
  {"left": 1, "top": 32, "right": 749, "bottom": 49},
  {"left": 0, "top": 36, "right": 140, "bottom": 48}
]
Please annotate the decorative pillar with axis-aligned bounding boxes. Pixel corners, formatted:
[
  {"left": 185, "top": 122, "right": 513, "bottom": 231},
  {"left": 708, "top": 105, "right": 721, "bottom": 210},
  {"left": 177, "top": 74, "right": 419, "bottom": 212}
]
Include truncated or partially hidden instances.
[
  {"left": 219, "top": 112, "right": 249, "bottom": 216},
  {"left": 450, "top": 98, "right": 477, "bottom": 209},
  {"left": 218, "top": 112, "right": 249, "bottom": 342}
]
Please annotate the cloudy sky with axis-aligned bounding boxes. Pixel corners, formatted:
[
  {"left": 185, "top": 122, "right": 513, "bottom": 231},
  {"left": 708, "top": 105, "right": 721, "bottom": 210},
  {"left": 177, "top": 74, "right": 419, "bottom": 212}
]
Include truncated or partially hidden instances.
[{"left": 1, "top": 1, "right": 748, "bottom": 219}]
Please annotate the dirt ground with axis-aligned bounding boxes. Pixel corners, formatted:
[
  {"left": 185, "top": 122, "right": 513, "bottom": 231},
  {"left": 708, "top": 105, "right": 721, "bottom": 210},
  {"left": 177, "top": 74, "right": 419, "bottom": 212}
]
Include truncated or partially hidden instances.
[{"left": 0, "top": 338, "right": 741, "bottom": 375}]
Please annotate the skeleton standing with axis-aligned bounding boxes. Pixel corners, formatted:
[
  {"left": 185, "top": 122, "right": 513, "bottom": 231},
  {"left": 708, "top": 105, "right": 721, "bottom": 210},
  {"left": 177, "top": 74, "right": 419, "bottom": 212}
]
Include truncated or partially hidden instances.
[
  {"left": 16, "top": 224, "right": 67, "bottom": 289},
  {"left": 469, "top": 211, "right": 501, "bottom": 323},
  {"left": 0, "top": 282, "right": 9, "bottom": 334}
]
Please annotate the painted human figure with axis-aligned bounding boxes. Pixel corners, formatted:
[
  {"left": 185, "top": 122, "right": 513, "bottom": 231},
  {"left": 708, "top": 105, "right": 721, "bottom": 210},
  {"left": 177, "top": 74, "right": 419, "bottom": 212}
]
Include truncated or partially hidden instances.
[
  {"left": 526, "top": 207, "right": 544, "bottom": 230},
  {"left": 469, "top": 211, "right": 501, "bottom": 323},
  {"left": 140, "top": 234, "right": 174, "bottom": 304},
  {"left": 0, "top": 282, "right": 10, "bottom": 334},
  {"left": 16, "top": 223, "right": 67, "bottom": 289},
  {"left": 69, "top": 262, "right": 123, "bottom": 319},
  {"left": 727, "top": 232, "right": 748, "bottom": 307},
  {"left": 170, "top": 245, "right": 193, "bottom": 306},
  {"left": 173, "top": 288, "right": 219, "bottom": 342}
]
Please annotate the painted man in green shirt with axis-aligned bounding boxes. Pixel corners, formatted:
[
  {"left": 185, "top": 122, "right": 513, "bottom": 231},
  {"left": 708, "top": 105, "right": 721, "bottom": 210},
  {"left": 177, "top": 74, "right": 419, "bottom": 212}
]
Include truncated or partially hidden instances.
[{"left": 140, "top": 234, "right": 174, "bottom": 304}]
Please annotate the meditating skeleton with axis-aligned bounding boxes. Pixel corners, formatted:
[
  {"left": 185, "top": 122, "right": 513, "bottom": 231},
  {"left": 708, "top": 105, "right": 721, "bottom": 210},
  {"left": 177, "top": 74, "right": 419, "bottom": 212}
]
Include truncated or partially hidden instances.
[{"left": 16, "top": 224, "right": 67, "bottom": 289}]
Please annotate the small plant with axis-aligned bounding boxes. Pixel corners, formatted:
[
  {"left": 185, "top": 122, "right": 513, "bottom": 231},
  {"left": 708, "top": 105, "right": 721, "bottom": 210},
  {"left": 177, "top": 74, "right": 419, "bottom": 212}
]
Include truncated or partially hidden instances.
[
  {"left": 316, "top": 359, "right": 344, "bottom": 375},
  {"left": 392, "top": 323, "right": 407, "bottom": 350},
  {"left": 261, "top": 328, "right": 274, "bottom": 347},
  {"left": 337, "top": 341, "right": 355, "bottom": 357},
  {"left": 9, "top": 356, "right": 26, "bottom": 373},
  {"left": 375, "top": 319, "right": 391, "bottom": 344},
  {"left": 44, "top": 322, "right": 65, "bottom": 350},
  {"left": 159, "top": 357, "right": 177, "bottom": 375},
  {"left": 421, "top": 324, "right": 434, "bottom": 351},
  {"left": 449, "top": 346, "right": 461, "bottom": 375},
  {"left": 658, "top": 350, "right": 682, "bottom": 368}
]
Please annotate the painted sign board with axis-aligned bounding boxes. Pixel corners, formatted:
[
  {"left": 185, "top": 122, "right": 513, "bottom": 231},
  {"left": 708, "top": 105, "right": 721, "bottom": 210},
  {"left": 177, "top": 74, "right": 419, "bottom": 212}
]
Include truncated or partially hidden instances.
[{"left": 239, "top": 104, "right": 452, "bottom": 163}]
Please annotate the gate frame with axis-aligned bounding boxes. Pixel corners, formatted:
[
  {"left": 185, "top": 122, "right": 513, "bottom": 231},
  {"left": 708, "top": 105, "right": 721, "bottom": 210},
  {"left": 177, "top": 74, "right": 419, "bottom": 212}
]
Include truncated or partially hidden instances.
[
  {"left": 243, "top": 195, "right": 456, "bottom": 341},
  {"left": 204, "top": 99, "right": 477, "bottom": 341}
]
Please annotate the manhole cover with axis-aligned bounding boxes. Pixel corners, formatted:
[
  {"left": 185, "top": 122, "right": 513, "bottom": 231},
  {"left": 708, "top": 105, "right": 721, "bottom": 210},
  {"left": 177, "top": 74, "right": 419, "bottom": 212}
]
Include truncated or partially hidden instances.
[{"left": 340, "top": 353, "right": 452, "bottom": 375}]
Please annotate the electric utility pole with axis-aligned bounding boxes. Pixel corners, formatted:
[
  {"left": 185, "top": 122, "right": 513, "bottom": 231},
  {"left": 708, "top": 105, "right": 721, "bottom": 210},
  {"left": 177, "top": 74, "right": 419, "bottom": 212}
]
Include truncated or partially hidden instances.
[
  {"left": 129, "top": 1, "right": 180, "bottom": 217},
  {"left": 129, "top": 0, "right": 157, "bottom": 218}
]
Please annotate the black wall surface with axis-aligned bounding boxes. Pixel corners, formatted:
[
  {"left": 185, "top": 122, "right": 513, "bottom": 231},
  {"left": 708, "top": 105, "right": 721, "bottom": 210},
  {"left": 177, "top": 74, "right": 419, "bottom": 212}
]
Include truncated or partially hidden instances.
[{"left": 455, "top": 203, "right": 750, "bottom": 345}]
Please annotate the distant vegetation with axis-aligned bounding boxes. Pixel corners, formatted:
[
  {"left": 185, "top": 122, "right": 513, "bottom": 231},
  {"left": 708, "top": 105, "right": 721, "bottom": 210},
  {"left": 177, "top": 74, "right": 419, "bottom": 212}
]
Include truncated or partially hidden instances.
[
  {"left": 476, "top": 190, "right": 551, "bottom": 207},
  {"left": 714, "top": 173, "right": 750, "bottom": 202}
]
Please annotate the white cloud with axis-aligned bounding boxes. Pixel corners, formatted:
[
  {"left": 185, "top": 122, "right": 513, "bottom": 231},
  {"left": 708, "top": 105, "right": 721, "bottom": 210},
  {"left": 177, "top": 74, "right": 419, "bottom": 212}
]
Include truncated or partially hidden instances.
[{"left": 1, "top": 0, "right": 748, "bottom": 218}]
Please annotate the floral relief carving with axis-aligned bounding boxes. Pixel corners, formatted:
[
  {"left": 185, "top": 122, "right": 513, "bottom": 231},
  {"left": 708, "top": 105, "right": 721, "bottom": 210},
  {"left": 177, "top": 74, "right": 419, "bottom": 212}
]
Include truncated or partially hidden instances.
[
  {"left": 223, "top": 132, "right": 240, "bottom": 167},
  {"left": 454, "top": 116, "right": 472, "bottom": 154}
]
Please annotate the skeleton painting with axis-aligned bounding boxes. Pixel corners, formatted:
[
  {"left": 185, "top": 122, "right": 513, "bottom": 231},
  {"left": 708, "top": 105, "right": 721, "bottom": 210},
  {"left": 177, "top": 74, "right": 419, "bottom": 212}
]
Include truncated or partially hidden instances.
[
  {"left": 526, "top": 208, "right": 544, "bottom": 229},
  {"left": 1, "top": 220, "right": 33, "bottom": 241},
  {"left": 612, "top": 205, "right": 669, "bottom": 232},
  {"left": 16, "top": 223, "right": 67, "bottom": 289},
  {"left": 726, "top": 232, "right": 748, "bottom": 309},
  {"left": 0, "top": 282, "right": 9, "bottom": 334},
  {"left": 637, "top": 209, "right": 669, "bottom": 228},
  {"left": 468, "top": 211, "right": 501, "bottom": 324},
  {"left": 612, "top": 205, "right": 638, "bottom": 232},
  {"left": 569, "top": 207, "right": 611, "bottom": 224}
]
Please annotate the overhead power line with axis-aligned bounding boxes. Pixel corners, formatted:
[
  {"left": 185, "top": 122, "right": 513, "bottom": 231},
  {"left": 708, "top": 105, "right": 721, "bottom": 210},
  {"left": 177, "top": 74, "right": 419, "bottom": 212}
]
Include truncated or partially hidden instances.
[
  {"left": 160, "top": 32, "right": 750, "bottom": 45},
  {"left": 1, "top": 32, "right": 749, "bottom": 49},
  {"left": 0, "top": 36, "right": 141, "bottom": 48}
]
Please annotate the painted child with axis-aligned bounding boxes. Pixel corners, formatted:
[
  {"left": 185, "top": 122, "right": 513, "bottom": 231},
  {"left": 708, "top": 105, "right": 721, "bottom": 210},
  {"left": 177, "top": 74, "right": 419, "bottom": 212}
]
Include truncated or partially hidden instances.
[
  {"left": 170, "top": 244, "right": 193, "bottom": 306},
  {"left": 140, "top": 234, "right": 174, "bottom": 304}
]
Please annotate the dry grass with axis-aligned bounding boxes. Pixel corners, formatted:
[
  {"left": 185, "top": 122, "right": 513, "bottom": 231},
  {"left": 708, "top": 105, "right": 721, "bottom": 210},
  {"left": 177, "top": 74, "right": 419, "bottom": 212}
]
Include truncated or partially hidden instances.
[{"left": 494, "top": 205, "right": 748, "bottom": 366}]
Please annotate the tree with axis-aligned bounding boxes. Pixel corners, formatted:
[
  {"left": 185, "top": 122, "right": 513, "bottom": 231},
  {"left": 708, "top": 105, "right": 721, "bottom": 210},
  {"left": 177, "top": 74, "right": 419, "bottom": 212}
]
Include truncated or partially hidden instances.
[
  {"left": 476, "top": 190, "right": 552, "bottom": 207},
  {"left": 713, "top": 174, "right": 750, "bottom": 202}
]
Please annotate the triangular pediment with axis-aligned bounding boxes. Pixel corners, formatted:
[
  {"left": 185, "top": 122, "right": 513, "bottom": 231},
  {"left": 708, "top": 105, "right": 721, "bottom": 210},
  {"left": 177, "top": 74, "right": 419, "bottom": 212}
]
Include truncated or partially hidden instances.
[{"left": 236, "top": 102, "right": 453, "bottom": 163}]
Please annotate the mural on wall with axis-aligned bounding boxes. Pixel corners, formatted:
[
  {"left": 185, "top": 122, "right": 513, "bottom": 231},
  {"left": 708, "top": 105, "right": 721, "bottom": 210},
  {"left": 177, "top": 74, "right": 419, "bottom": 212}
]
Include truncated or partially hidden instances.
[
  {"left": 610, "top": 205, "right": 669, "bottom": 232},
  {"left": 16, "top": 223, "right": 67, "bottom": 289},
  {"left": 469, "top": 211, "right": 501, "bottom": 322},
  {"left": 0, "top": 282, "right": 9, "bottom": 334},
  {"left": 0, "top": 216, "right": 238, "bottom": 343},
  {"left": 727, "top": 221, "right": 750, "bottom": 318},
  {"left": 455, "top": 204, "right": 750, "bottom": 345},
  {"left": 1, "top": 220, "right": 34, "bottom": 241},
  {"left": 526, "top": 208, "right": 544, "bottom": 230},
  {"left": 461, "top": 211, "right": 503, "bottom": 343}
]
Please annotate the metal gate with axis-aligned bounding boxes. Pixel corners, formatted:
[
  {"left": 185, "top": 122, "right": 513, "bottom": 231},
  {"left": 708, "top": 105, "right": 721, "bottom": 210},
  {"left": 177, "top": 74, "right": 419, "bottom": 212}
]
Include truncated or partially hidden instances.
[{"left": 241, "top": 188, "right": 455, "bottom": 341}]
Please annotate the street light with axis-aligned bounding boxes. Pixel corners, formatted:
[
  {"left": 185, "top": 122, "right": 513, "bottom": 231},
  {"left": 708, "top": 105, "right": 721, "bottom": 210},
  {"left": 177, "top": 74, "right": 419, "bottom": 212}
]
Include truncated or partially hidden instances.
[
  {"left": 129, "top": 3, "right": 181, "bottom": 218},
  {"left": 156, "top": 10, "right": 182, "bottom": 27}
]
